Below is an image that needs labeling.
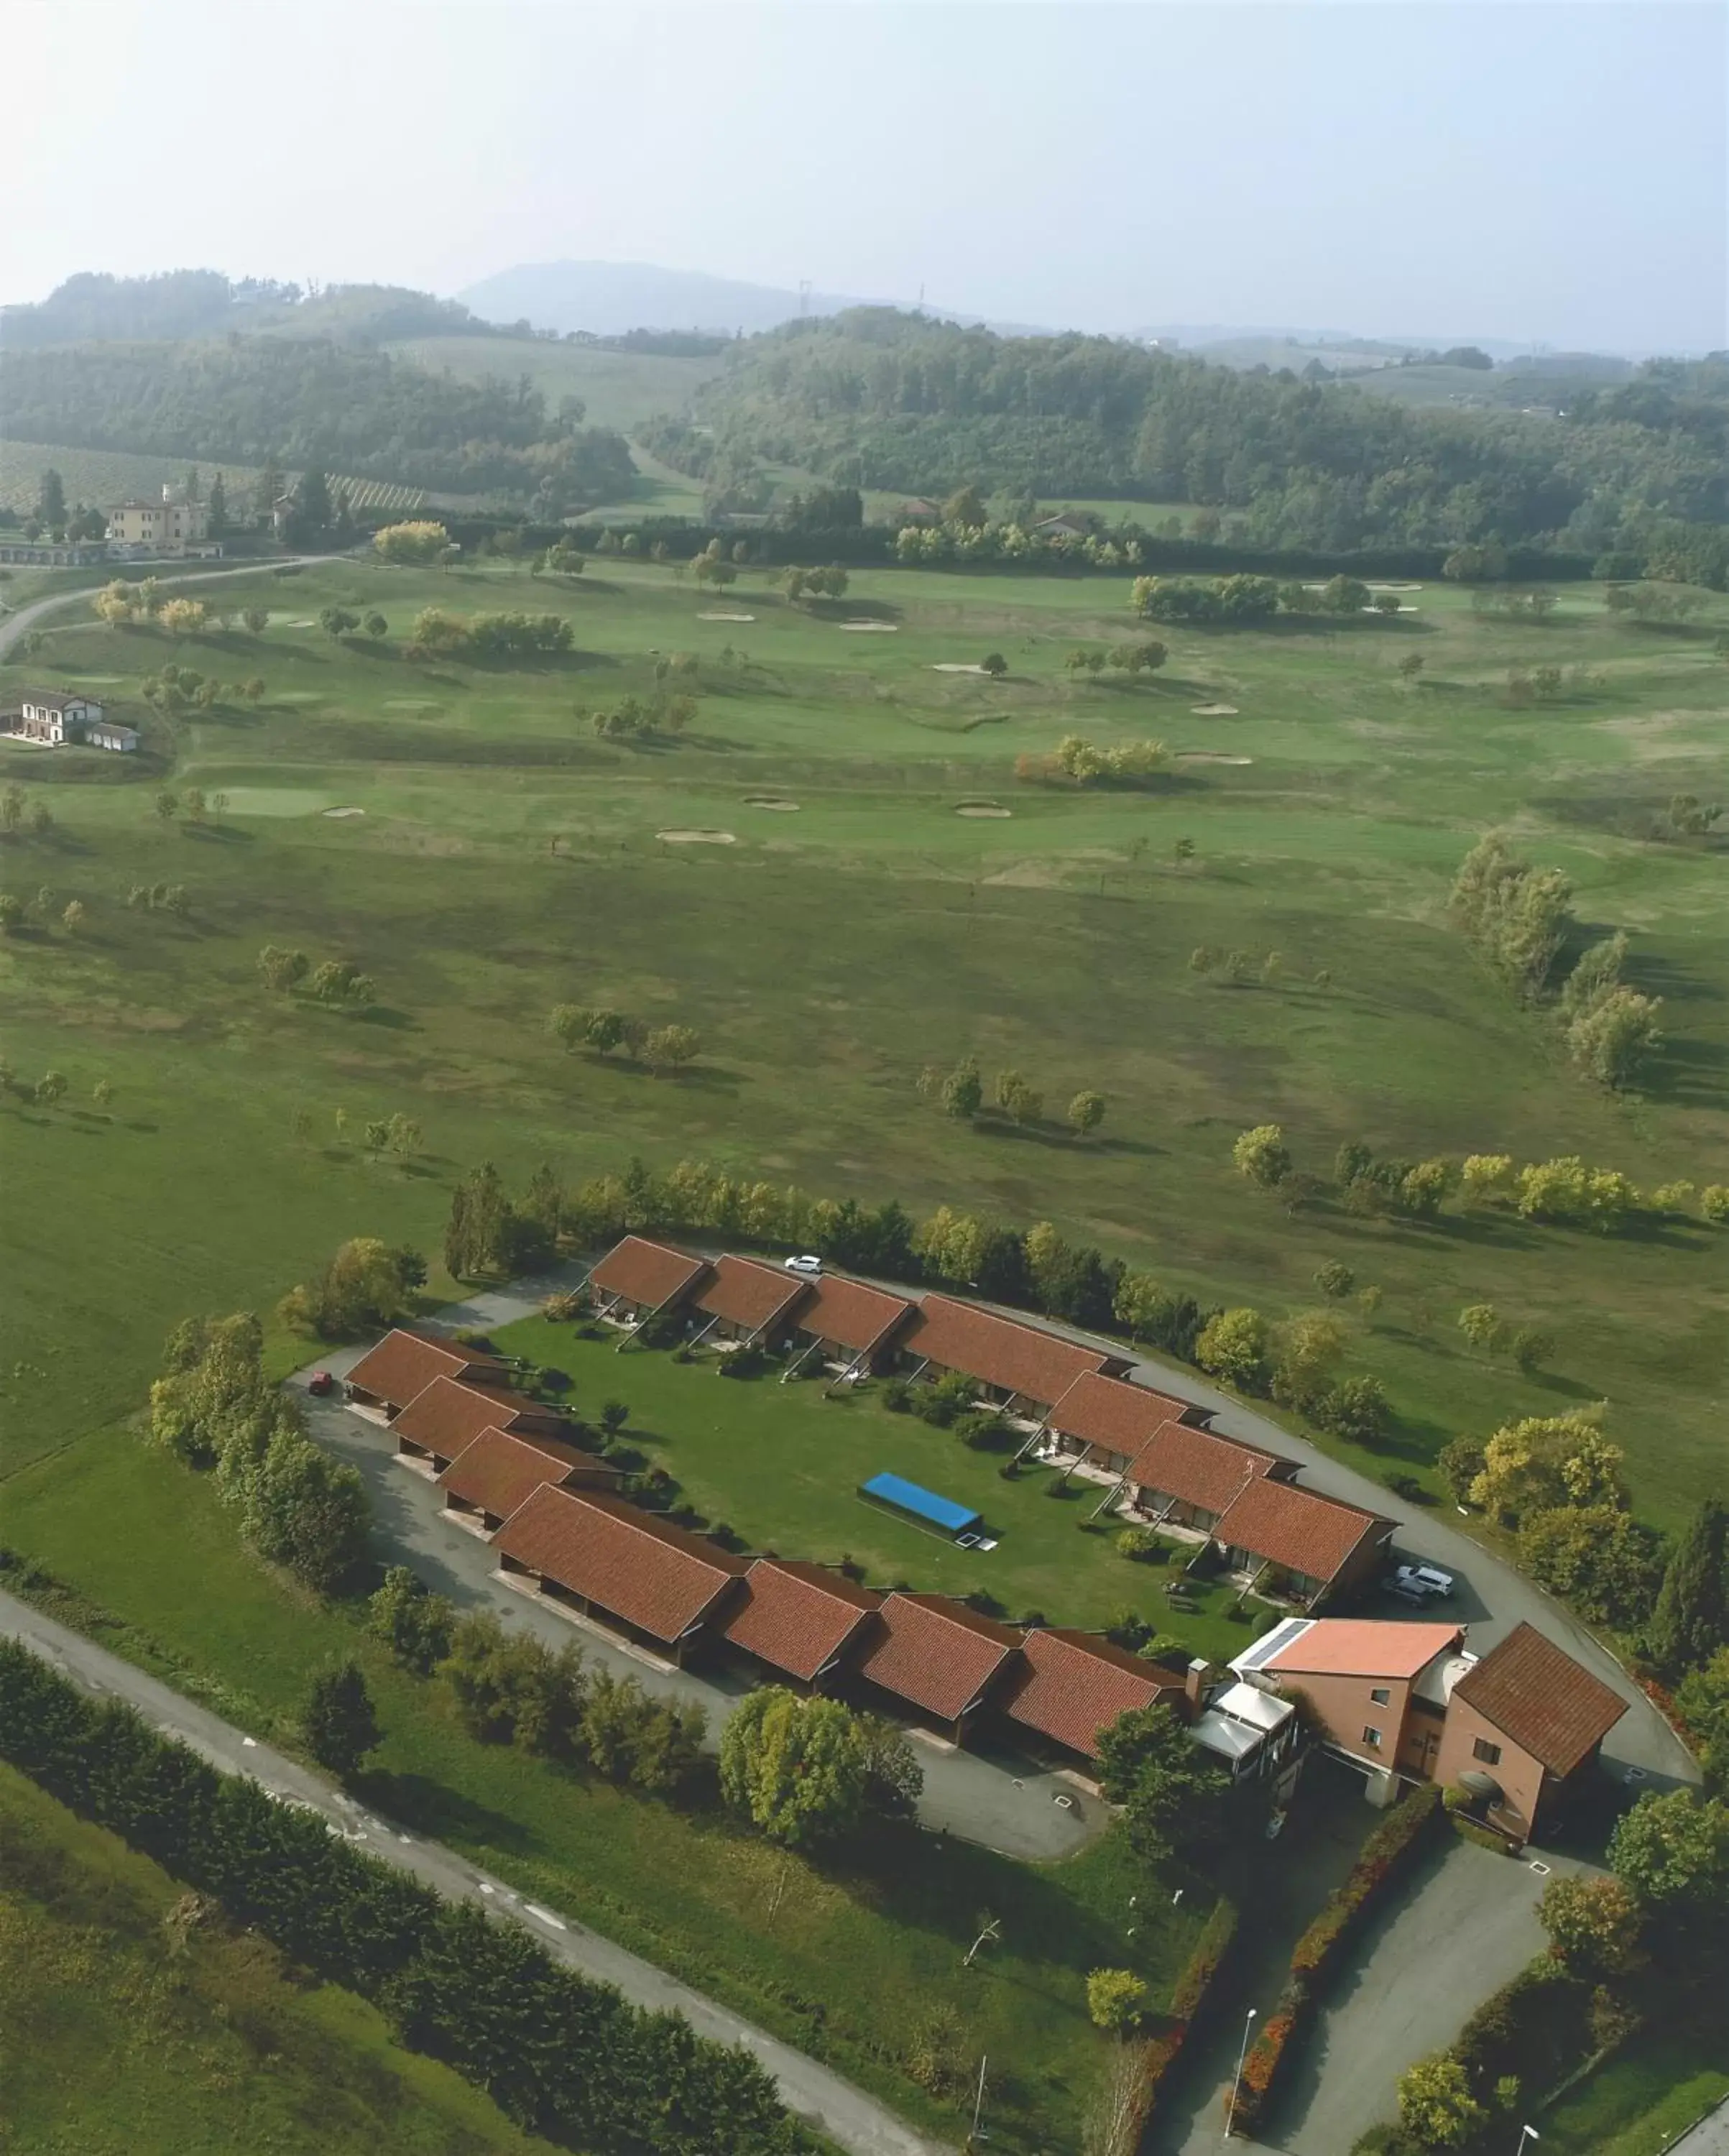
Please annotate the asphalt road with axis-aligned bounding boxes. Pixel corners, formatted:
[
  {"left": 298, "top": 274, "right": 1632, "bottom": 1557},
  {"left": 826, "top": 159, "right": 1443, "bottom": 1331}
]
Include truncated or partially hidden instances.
[
  {"left": 0, "top": 1588, "right": 951, "bottom": 2156},
  {"left": 0, "top": 555, "right": 331, "bottom": 658},
  {"left": 297, "top": 1280, "right": 1102, "bottom": 1865}
]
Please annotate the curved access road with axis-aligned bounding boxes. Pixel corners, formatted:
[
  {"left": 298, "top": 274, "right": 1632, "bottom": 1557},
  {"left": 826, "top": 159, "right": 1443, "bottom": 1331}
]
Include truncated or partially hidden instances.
[
  {"left": 0, "top": 1588, "right": 951, "bottom": 2156},
  {"left": 1015, "top": 1307, "right": 1699, "bottom": 1796},
  {"left": 0, "top": 555, "right": 333, "bottom": 658}
]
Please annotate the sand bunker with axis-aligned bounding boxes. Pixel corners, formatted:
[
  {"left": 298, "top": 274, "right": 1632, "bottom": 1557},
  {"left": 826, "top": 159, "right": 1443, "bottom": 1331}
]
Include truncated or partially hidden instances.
[
  {"left": 1177, "top": 752, "right": 1253, "bottom": 765},
  {"left": 698, "top": 610, "right": 755, "bottom": 622},
  {"left": 744, "top": 796, "right": 800, "bottom": 811},
  {"left": 1368, "top": 582, "right": 1423, "bottom": 593},
  {"left": 1191, "top": 702, "right": 1239, "bottom": 716},
  {"left": 932, "top": 662, "right": 990, "bottom": 675},
  {"left": 282, "top": 617, "right": 316, "bottom": 629},
  {"left": 955, "top": 803, "right": 1012, "bottom": 819},
  {"left": 841, "top": 620, "right": 898, "bottom": 632},
  {"left": 658, "top": 828, "right": 737, "bottom": 844},
  {"left": 323, "top": 806, "right": 366, "bottom": 818}
]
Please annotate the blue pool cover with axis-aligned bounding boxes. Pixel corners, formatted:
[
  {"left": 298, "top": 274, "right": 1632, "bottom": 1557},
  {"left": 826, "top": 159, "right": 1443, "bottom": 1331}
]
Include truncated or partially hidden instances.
[{"left": 860, "top": 1471, "right": 982, "bottom": 1537}]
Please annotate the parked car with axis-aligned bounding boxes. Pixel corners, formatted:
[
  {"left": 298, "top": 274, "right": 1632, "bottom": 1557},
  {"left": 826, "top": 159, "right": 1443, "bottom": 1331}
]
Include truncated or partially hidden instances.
[
  {"left": 783, "top": 1253, "right": 823, "bottom": 1275},
  {"left": 1385, "top": 1561, "right": 1454, "bottom": 1602},
  {"left": 307, "top": 1369, "right": 336, "bottom": 1397}
]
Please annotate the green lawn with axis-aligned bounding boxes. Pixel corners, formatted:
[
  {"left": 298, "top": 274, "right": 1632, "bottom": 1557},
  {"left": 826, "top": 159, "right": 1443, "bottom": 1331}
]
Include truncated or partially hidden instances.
[
  {"left": 4, "top": 546, "right": 1721, "bottom": 2148},
  {"left": 487, "top": 1314, "right": 1259, "bottom": 1659},
  {"left": 1, "top": 556, "right": 1724, "bottom": 1529},
  {"left": 1, "top": 1431, "right": 1207, "bottom": 2155},
  {"left": 0, "top": 1757, "right": 559, "bottom": 2156},
  {"left": 1534, "top": 2022, "right": 1729, "bottom": 2155}
]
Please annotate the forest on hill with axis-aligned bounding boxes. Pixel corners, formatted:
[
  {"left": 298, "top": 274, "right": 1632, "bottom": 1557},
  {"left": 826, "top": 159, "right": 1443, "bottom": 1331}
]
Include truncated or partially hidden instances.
[
  {"left": 0, "top": 336, "right": 635, "bottom": 508},
  {"left": 640, "top": 310, "right": 1729, "bottom": 559}
]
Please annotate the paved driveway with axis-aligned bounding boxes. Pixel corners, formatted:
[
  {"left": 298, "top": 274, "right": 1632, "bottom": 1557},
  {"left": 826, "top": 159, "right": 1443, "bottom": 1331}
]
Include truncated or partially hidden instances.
[
  {"left": 1271, "top": 1837, "right": 1577, "bottom": 2153},
  {"left": 295, "top": 1326, "right": 1100, "bottom": 1865}
]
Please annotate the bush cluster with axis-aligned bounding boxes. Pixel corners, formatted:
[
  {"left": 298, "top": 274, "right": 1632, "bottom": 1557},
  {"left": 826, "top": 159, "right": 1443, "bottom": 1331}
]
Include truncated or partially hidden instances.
[{"left": 148, "top": 1314, "right": 369, "bottom": 1593}]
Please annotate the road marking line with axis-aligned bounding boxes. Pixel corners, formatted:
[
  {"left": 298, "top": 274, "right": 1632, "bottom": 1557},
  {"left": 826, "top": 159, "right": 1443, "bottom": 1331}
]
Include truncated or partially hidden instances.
[{"left": 524, "top": 1903, "right": 568, "bottom": 1931}]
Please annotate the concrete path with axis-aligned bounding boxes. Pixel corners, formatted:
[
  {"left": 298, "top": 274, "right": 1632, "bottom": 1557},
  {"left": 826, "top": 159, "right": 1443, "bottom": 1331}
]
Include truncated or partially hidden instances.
[
  {"left": 0, "top": 1588, "right": 951, "bottom": 2156},
  {"left": 295, "top": 1295, "right": 1100, "bottom": 1865},
  {"left": 0, "top": 556, "right": 334, "bottom": 658}
]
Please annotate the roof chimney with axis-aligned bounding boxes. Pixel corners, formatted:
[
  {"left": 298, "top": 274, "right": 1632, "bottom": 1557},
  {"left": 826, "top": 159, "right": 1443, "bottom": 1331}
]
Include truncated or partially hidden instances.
[{"left": 1184, "top": 1656, "right": 1216, "bottom": 1711}]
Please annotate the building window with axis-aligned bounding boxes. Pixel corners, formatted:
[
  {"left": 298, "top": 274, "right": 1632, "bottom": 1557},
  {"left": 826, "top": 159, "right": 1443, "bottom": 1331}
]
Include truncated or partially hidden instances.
[
  {"left": 1472, "top": 1737, "right": 1503, "bottom": 1767},
  {"left": 1370, "top": 1687, "right": 1391, "bottom": 1705},
  {"left": 1362, "top": 1726, "right": 1383, "bottom": 1749}
]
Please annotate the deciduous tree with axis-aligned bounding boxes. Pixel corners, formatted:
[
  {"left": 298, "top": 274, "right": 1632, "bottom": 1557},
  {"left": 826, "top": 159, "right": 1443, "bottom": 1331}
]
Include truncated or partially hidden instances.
[{"left": 303, "top": 1662, "right": 380, "bottom": 1778}]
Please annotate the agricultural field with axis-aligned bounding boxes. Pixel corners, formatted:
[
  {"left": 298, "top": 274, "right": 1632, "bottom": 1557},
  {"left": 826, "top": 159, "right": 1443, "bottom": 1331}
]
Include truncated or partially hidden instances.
[
  {"left": 387, "top": 333, "right": 727, "bottom": 434},
  {"left": 1, "top": 556, "right": 1724, "bottom": 1529},
  {"left": 0, "top": 438, "right": 427, "bottom": 517},
  {"left": 0, "top": 1757, "right": 556, "bottom": 2156}
]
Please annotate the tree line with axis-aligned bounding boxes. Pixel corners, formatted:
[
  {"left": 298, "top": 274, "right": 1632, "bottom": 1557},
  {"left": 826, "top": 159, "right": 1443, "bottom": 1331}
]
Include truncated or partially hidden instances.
[
  {"left": 2, "top": 336, "right": 636, "bottom": 510},
  {"left": 637, "top": 310, "right": 1728, "bottom": 558},
  {"left": 0, "top": 1640, "right": 804, "bottom": 2155}
]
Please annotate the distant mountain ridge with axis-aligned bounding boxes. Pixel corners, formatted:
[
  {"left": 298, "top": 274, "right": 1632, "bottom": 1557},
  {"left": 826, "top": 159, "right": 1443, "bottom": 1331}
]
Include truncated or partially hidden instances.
[{"left": 454, "top": 260, "right": 1051, "bottom": 340}]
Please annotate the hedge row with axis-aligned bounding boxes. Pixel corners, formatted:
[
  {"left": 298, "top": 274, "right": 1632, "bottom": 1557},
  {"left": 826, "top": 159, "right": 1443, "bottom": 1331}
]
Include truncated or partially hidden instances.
[
  {"left": 0, "top": 1640, "right": 803, "bottom": 2155},
  {"left": 1228, "top": 1787, "right": 1442, "bottom": 2132},
  {"left": 1135, "top": 1897, "right": 1241, "bottom": 2129}
]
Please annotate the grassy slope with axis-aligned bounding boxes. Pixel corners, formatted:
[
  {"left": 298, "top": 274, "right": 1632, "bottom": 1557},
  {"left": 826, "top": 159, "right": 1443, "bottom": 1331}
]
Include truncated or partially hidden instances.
[
  {"left": 1, "top": 551, "right": 1719, "bottom": 2147},
  {"left": 1536, "top": 2024, "right": 1729, "bottom": 2155},
  {"left": 0, "top": 1758, "right": 558, "bottom": 2156},
  {"left": 1, "top": 1433, "right": 1205, "bottom": 2154},
  {"left": 1, "top": 559, "right": 1723, "bottom": 1523},
  {"left": 386, "top": 336, "right": 724, "bottom": 436}
]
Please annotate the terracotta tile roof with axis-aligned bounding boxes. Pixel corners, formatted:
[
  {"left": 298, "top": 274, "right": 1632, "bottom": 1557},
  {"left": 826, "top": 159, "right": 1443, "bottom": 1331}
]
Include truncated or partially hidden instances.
[
  {"left": 1128, "top": 1422, "right": 1282, "bottom": 1516},
  {"left": 1452, "top": 1622, "right": 1627, "bottom": 1776},
  {"left": 903, "top": 1295, "right": 1112, "bottom": 1409},
  {"left": 693, "top": 1255, "right": 811, "bottom": 1337},
  {"left": 1000, "top": 1628, "right": 1185, "bottom": 1758},
  {"left": 496, "top": 1486, "right": 749, "bottom": 1645},
  {"left": 1047, "top": 1370, "right": 1206, "bottom": 1453},
  {"left": 589, "top": 1235, "right": 709, "bottom": 1312},
  {"left": 722, "top": 1560, "right": 882, "bottom": 1681},
  {"left": 438, "top": 1427, "right": 618, "bottom": 1519},
  {"left": 389, "top": 1375, "right": 562, "bottom": 1460},
  {"left": 1212, "top": 1478, "right": 1393, "bottom": 1588},
  {"left": 1264, "top": 1618, "right": 1463, "bottom": 1681},
  {"left": 852, "top": 1593, "right": 1023, "bottom": 1723},
  {"left": 790, "top": 1273, "right": 916, "bottom": 1356},
  {"left": 346, "top": 1328, "right": 506, "bottom": 1411}
]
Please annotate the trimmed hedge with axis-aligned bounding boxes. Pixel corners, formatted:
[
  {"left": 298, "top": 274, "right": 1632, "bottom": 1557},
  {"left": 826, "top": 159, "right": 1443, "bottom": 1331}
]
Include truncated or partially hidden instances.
[
  {"left": 1229, "top": 1787, "right": 1442, "bottom": 2131},
  {"left": 0, "top": 1639, "right": 803, "bottom": 2155},
  {"left": 1135, "top": 1897, "right": 1240, "bottom": 2129}
]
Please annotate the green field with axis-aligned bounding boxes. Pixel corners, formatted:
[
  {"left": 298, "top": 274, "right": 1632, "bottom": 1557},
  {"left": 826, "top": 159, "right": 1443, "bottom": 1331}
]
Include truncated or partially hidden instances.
[
  {"left": 388, "top": 335, "right": 726, "bottom": 435},
  {"left": 0, "top": 1757, "right": 558, "bottom": 2155},
  {"left": 1, "top": 556, "right": 1725, "bottom": 1527},
  {"left": 2, "top": 546, "right": 1723, "bottom": 2150},
  {"left": 1534, "top": 2022, "right": 1729, "bottom": 2155},
  {"left": 489, "top": 1314, "right": 1261, "bottom": 1657}
]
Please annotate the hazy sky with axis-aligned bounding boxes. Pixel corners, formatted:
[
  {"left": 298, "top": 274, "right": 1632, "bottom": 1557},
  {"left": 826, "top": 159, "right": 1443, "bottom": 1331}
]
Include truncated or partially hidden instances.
[{"left": 6, "top": 1, "right": 1723, "bottom": 351}]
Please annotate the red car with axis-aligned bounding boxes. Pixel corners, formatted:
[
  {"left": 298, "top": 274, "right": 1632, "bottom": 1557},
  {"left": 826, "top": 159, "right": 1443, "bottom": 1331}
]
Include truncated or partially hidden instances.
[{"left": 307, "top": 1370, "right": 336, "bottom": 1398}]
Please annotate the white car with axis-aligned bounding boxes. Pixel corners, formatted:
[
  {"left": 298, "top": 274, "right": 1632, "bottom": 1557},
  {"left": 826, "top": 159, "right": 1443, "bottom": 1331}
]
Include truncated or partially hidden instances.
[
  {"left": 1387, "top": 1562, "right": 1454, "bottom": 1602},
  {"left": 783, "top": 1253, "right": 824, "bottom": 1276}
]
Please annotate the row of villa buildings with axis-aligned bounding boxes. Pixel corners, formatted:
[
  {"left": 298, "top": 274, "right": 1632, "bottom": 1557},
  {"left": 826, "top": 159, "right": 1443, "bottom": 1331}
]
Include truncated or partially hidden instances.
[{"left": 336, "top": 1240, "right": 1631, "bottom": 1845}]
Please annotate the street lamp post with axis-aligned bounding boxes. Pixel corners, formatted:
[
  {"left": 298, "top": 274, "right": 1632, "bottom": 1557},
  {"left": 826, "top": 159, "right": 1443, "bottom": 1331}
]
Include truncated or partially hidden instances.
[
  {"left": 1517, "top": 2130, "right": 1540, "bottom": 2152},
  {"left": 1225, "top": 2007, "right": 1258, "bottom": 2139}
]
